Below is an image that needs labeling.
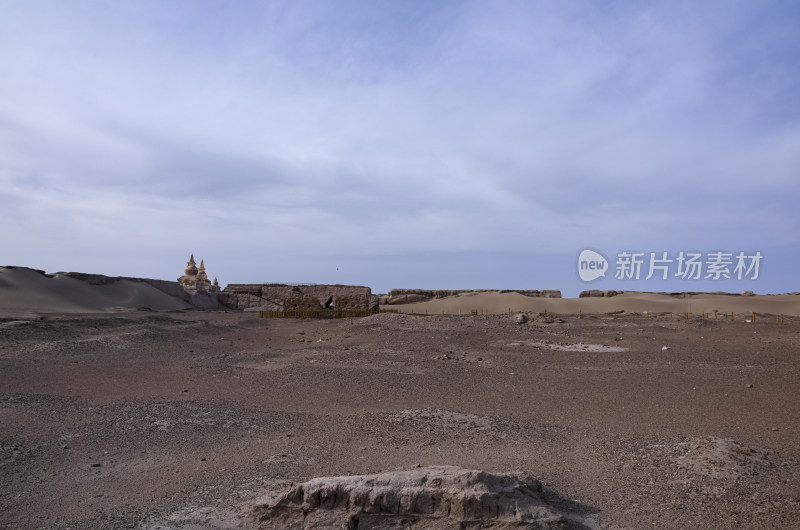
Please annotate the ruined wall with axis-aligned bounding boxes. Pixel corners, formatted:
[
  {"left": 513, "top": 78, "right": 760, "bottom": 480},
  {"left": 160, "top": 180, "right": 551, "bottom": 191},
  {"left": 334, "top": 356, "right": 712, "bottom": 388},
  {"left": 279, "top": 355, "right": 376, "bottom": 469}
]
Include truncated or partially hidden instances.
[
  {"left": 221, "top": 284, "right": 375, "bottom": 311},
  {"left": 217, "top": 292, "right": 280, "bottom": 310},
  {"left": 577, "top": 290, "right": 761, "bottom": 298},
  {"left": 300, "top": 285, "right": 374, "bottom": 311},
  {"left": 382, "top": 288, "right": 562, "bottom": 305},
  {"left": 579, "top": 290, "right": 621, "bottom": 298}
]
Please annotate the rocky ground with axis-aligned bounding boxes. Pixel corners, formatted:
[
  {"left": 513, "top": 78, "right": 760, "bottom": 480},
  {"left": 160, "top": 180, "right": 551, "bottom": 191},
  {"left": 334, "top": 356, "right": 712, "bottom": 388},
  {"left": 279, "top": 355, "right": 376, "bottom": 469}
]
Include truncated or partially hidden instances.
[{"left": 0, "top": 310, "right": 798, "bottom": 528}]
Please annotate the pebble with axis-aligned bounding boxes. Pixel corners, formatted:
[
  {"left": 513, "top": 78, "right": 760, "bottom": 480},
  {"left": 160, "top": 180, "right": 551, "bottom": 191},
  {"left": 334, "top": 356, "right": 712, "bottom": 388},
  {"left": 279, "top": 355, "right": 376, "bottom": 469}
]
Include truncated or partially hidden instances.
[{"left": 746, "top": 384, "right": 754, "bottom": 388}]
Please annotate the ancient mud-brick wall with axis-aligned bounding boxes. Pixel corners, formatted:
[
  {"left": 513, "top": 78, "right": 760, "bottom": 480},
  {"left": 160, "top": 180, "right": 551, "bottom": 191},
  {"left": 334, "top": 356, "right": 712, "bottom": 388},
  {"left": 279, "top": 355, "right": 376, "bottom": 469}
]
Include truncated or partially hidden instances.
[
  {"left": 382, "top": 288, "right": 562, "bottom": 305},
  {"left": 299, "top": 285, "right": 374, "bottom": 311},
  {"left": 577, "top": 290, "right": 759, "bottom": 298},
  {"left": 220, "top": 284, "right": 375, "bottom": 311},
  {"left": 579, "top": 290, "right": 622, "bottom": 298},
  {"left": 281, "top": 289, "right": 325, "bottom": 311},
  {"left": 388, "top": 288, "right": 562, "bottom": 298},
  {"left": 536, "top": 290, "right": 562, "bottom": 298},
  {"left": 217, "top": 292, "right": 278, "bottom": 310}
]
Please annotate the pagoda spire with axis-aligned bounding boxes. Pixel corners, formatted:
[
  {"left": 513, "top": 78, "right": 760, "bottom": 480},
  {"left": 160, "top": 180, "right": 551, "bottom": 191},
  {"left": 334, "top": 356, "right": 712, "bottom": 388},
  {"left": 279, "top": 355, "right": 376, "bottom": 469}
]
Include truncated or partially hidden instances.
[{"left": 184, "top": 253, "right": 198, "bottom": 276}]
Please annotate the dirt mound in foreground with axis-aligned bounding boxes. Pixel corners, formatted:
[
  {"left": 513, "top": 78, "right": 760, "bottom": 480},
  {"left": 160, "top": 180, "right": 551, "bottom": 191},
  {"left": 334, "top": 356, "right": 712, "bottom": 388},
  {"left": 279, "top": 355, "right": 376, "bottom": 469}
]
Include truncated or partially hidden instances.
[{"left": 252, "top": 466, "right": 581, "bottom": 529}]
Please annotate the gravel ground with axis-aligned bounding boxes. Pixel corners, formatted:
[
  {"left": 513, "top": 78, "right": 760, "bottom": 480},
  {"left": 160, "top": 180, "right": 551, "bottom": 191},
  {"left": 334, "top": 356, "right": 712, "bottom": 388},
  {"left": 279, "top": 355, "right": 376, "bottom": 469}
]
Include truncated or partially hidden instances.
[{"left": 0, "top": 310, "right": 798, "bottom": 528}]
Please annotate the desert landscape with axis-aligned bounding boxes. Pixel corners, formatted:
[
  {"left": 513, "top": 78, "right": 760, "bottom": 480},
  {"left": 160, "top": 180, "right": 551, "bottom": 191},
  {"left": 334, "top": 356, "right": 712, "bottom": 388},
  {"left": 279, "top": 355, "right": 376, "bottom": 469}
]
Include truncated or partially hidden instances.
[
  {"left": 5, "top": 2, "right": 800, "bottom": 528},
  {"left": 1, "top": 266, "right": 799, "bottom": 528}
]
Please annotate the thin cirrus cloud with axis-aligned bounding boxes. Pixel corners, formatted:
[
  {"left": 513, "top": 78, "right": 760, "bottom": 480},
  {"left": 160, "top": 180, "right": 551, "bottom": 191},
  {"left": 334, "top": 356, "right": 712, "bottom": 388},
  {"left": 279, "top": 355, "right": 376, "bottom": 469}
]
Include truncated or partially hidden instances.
[{"left": 0, "top": 0, "right": 798, "bottom": 292}]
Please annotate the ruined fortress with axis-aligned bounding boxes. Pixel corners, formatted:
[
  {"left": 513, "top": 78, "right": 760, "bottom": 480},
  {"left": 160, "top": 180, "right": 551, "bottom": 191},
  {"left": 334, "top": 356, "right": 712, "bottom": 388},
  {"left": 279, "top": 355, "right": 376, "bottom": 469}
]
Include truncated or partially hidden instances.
[
  {"left": 175, "top": 254, "right": 563, "bottom": 312},
  {"left": 175, "top": 254, "right": 376, "bottom": 312}
]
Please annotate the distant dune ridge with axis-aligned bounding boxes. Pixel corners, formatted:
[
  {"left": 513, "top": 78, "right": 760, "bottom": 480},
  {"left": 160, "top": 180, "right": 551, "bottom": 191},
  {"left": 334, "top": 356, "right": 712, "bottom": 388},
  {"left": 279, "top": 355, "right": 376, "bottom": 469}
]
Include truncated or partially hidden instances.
[
  {"left": 0, "top": 266, "right": 221, "bottom": 317},
  {"left": 2, "top": 265, "right": 799, "bottom": 317}
]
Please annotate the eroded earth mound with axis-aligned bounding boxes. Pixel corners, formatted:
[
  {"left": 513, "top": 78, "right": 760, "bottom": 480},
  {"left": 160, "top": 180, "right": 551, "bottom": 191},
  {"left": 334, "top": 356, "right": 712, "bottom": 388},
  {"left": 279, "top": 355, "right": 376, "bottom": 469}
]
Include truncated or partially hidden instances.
[{"left": 253, "top": 466, "right": 578, "bottom": 529}]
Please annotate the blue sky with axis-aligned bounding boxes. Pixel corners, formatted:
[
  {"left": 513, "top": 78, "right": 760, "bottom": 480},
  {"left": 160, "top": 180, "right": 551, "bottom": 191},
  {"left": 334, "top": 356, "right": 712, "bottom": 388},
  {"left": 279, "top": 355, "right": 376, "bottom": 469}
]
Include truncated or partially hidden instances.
[{"left": 1, "top": 1, "right": 798, "bottom": 295}]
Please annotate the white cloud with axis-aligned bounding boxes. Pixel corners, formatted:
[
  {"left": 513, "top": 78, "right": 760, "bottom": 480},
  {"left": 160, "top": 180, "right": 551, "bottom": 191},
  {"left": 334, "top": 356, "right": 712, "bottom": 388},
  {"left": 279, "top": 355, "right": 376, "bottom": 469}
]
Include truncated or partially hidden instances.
[{"left": 1, "top": 1, "right": 798, "bottom": 290}]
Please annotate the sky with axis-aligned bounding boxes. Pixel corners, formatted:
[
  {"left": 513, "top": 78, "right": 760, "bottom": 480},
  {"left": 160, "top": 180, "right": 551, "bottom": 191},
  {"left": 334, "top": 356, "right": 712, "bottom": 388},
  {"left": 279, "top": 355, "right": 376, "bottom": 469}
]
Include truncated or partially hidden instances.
[{"left": 1, "top": 0, "right": 799, "bottom": 296}]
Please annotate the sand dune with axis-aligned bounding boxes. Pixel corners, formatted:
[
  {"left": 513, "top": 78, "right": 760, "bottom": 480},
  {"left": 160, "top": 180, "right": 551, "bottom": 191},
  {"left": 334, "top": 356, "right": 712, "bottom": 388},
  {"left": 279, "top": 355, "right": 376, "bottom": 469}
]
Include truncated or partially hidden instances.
[
  {"left": 0, "top": 266, "right": 191, "bottom": 317},
  {"left": 387, "top": 290, "right": 800, "bottom": 316}
]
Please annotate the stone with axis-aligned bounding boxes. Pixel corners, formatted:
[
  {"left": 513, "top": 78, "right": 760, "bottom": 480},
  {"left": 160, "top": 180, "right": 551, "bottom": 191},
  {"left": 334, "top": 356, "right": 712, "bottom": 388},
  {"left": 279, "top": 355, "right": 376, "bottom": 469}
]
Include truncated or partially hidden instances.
[{"left": 514, "top": 313, "right": 529, "bottom": 324}]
